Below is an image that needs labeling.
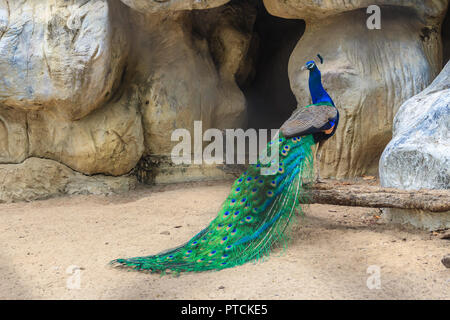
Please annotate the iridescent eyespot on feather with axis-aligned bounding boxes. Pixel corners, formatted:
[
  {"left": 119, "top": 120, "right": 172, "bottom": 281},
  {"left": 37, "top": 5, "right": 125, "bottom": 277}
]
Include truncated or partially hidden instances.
[
  {"left": 185, "top": 250, "right": 192, "bottom": 255},
  {"left": 251, "top": 188, "right": 258, "bottom": 194},
  {"left": 225, "top": 245, "right": 233, "bottom": 250},
  {"left": 197, "top": 258, "right": 205, "bottom": 262},
  {"left": 167, "top": 255, "right": 174, "bottom": 260},
  {"left": 191, "top": 241, "right": 198, "bottom": 246},
  {"left": 281, "top": 149, "right": 288, "bottom": 156},
  {"left": 223, "top": 211, "right": 230, "bottom": 217},
  {"left": 235, "top": 187, "right": 241, "bottom": 194},
  {"left": 220, "top": 236, "right": 228, "bottom": 244},
  {"left": 230, "top": 199, "right": 236, "bottom": 205},
  {"left": 237, "top": 178, "right": 243, "bottom": 183},
  {"left": 226, "top": 223, "right": 233, "bottom": 231},
  {"left": 252, "top": 207, "right": 259, "bottom": 214},
  {"left": 245, "top": 216, "right": 253, "bottom": 222},
  {"left": 216, "top": 223, "right": 223, "bottom": 230},
  {"left": 231, "top": 228, "right": 237, "bottom": 235},
  {"left": 222, "top": 254, "right": 229, "bottom": 259},
  {"left": 270, "top": 180, "right": 276, "bottom": 187},
  {"left": 284, "top": 145, "right": 290, "bottom": 151},
  {"left": 267, "top": 190, "right": 274, "bottom": 197},
  {"left": 209, "top": 250, "right": 217, "bottom": 256},
  {"left": 241, "top": 198, "right": 247, "bottom": 203},
  {"left": 258, "top": 179, "right": 264, "bottom": 184},
  {"left": 278, "top": 167, "right": 284, "bottom": 174}
]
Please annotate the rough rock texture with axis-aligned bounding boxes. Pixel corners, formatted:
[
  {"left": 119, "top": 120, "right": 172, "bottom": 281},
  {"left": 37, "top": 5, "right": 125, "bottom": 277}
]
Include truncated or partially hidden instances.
[
  {"left": 0, "top": 0, "right": 140, "bottom": 202},
  {"left": 263, "top": 0, "right": 448, "bottom": 22},
  {"left": 128, "top": 4, "right": 255, "bottom": 159},
  {"left": 0, "top": 0, "right": 128, "bottom": 121},
  {"left": 0, "top": 0, "right": 256, "bottom": 201},
  {"left": 27, "top": 88, "right": 144, "bottom": 176},
  {"left": 380, "top": 61, "right": 450, "bottom": 190},
  {"left": 0, "top": 107, "right": 28, "bottom": 164},
  {"left": 1, "top": 0, "right": 449, "bottom": 202},
  {"left": 0, "top": 158, "right": 137, "bottom": 203},
  {"left": 379, "top": 61, "right": 449, "bottom": 231},
  {"left": 284, "top": 5, "right": 446, "bottom": 178},
  {"left": 0, "top": 68, "right": 144, "bottom": 177},
  {"left": 381, "top": 208, "right": 450, "bottom": 231},
  {"left": 120, "top": 0, "right": 230, "bottom": 13}
]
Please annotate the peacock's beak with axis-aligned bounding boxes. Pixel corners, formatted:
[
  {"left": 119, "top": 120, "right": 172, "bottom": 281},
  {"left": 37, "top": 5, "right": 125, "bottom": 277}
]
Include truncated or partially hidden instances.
[{"left": 301, "top": 65, "right": 307, "bottom": 71}]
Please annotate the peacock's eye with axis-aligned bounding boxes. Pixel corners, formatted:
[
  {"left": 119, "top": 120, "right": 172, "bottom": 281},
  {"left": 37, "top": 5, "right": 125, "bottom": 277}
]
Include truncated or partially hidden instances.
[{"left": 307, "top": 63, "right": 314, "bottom": 69}]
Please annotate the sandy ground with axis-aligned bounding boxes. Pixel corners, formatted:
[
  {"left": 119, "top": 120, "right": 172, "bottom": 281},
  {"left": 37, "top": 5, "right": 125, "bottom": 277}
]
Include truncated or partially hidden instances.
[{"left": 0, "top": 181, "right": 449, "bottom": 300}]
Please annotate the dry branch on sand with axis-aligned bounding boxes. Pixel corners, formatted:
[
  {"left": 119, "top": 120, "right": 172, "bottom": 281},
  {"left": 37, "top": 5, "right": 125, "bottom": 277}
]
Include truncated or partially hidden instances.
[{"left": 309, "top": 180, "right": 450, "bottom": 213}]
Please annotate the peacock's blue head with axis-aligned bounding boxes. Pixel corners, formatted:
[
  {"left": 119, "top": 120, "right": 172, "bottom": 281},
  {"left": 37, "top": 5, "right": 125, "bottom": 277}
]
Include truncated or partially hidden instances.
[
  {"left": 302, "top": 54, "right": 323, "bottom": 71},
  {"left": 305, "top": 60, "right": 316, "bottom": 70},
  {"left": 302, "top": 60, "right": 317, "bottom": 71}
]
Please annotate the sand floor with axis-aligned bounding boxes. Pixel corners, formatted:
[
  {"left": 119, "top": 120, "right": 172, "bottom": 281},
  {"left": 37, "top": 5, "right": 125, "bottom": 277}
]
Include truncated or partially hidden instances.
[{"left": 0, "top": 181, "right": 449, "bottom": 300}]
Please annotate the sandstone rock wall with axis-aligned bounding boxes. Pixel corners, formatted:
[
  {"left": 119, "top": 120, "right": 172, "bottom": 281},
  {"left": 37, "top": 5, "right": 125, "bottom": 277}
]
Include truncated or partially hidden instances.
[
  {"left": 0, "top": 0, "right": 128, "bottom": 120},
  {"left": 379, "top": 61, "right": 449, "bottom": 230},
  {"left": 380, "top": 61, "right": 450, "bottom": 190},
  {"left": 0, "top": 0, "right": 449, "bottom": 202},
  {"left": 266, "top": 0, "right": 448, "bottom": 178}
]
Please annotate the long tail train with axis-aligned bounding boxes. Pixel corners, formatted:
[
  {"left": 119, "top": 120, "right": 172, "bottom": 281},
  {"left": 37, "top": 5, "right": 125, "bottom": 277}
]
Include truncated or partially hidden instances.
[{"left": 110, "top": 133, "right": 315, "bottom": 273}]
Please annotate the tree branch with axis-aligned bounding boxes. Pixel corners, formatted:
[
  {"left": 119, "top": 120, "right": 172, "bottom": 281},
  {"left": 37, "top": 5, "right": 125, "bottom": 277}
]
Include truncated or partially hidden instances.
[{"left": 308, "top": 180, "right": 450, "bottom": 212}]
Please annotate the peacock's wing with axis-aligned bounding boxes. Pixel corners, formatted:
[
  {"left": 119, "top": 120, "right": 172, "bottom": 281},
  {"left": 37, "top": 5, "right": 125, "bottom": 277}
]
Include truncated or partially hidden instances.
[{"left": 280, "top": 103, "right": 337, "bottom": 138}]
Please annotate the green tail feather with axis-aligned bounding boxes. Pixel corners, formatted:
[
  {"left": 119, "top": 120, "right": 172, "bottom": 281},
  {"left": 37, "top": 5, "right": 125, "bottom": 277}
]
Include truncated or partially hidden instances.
[{"left": 111, "top": 133, "right": 315, "bottom": 273}]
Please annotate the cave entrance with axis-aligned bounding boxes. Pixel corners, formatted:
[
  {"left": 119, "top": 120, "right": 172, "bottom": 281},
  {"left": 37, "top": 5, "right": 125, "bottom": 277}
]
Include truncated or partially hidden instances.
[{"left": 239, "top": 3, "right": 305, "bottom": 131}]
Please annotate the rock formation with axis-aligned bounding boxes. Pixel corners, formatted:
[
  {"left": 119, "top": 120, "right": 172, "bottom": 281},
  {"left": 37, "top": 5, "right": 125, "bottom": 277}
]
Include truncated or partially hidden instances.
[
  {"left": 265, "top": 0, "right": 448, "bottom": 178},
  {"left": 379, "top": 61, "right": 449, "bottom": 230},
  {"left": 0, "top": 0, "right": 448, "bottom": 203},
  {"left": 380, "top": 61, "right": 449, "bottom": 190}
]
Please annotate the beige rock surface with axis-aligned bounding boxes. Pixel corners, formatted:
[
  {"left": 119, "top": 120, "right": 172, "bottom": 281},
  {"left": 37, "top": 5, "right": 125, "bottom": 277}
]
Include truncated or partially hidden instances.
[
  {"left": 0, "top": 157, "right": 137, "bottom": 203},
  {"left": 263, "top": 0, "right": 448, "bottom": 21},
  {"left": 0, "top": 0, "right": 128, "bottom": 120},
  {"left": 120, "top": 0, "right": 230, "bottom": 13},
  {"left": 27, "top": 87, "right": 145, "bottom": 176},
  {"left": 129, "top": 8, "right": 252, "bottom": 157},
  {"left": 0, "top": 107, "right": 28, "bottom": 164},
  {"left": 380, "top": 61, "right": 450, "bottom": 191},
  {"left": 287, "top": 7, "right": 445, "bottom": 178}
]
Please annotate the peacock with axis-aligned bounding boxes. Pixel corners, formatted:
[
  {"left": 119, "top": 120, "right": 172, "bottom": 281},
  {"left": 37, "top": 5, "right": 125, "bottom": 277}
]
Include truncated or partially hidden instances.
[{"left": 111, "top": 54, "right": 339, "bottom": 274}]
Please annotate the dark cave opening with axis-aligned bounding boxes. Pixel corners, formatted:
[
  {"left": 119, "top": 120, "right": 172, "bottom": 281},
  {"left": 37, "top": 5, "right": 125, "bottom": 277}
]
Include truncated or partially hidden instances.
[{"left": 239, "top": 3, "right": 305, "bottom": 131}]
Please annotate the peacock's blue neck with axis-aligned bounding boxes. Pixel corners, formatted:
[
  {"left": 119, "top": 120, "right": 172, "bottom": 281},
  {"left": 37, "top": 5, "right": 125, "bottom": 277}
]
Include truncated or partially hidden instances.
[{"left": 308, "top": 67, "right": 334, "bottom": 106}]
